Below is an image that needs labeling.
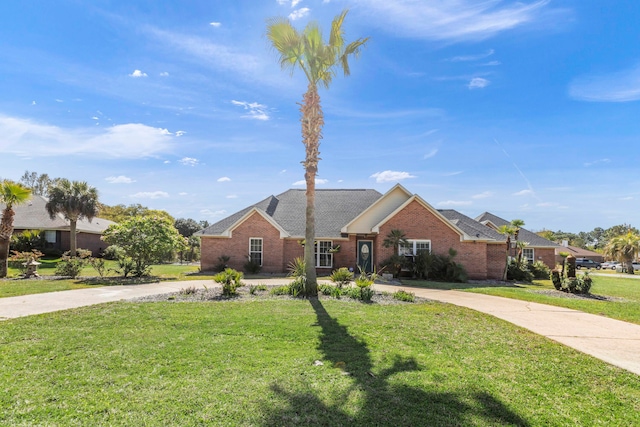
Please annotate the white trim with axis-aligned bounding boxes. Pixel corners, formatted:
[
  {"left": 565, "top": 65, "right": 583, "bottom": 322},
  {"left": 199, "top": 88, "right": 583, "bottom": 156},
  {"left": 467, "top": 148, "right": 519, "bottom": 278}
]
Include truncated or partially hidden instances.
[
  {"left": 249, "top": 237, "right": 263, "bottom": 266},
  {"left": 223, "top": 208, "right": 289, "bottom": 238},
  {"left": 399, "top": 239, "right": 431, "bottom": 256},
  {"left": 314, "top": 240, "right": 333, "bottom": 268},
  {"left": 340, "top": 184, "right": 412, "bottom": 234}
]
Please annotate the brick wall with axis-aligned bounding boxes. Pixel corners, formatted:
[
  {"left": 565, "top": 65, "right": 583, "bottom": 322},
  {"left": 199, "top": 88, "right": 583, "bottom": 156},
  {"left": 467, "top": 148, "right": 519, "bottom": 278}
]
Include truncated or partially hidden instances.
[
  {"left": 201, "top": 212, "right": 284, "bottom": 273},
  {"left": 375, "top": 200, "right": 494, "bottom": 280},
  {"left": 535, "top": 248, "right": 557, "bottom": 269},
  {"left": 487, "top": 243, "right": 506, "bottom": 280}
]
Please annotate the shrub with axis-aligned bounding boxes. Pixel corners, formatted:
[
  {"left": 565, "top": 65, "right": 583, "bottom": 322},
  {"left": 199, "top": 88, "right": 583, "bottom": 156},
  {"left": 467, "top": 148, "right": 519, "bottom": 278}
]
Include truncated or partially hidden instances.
[
  {"left": 113, "top": 257, "right": 137, "bottom": 278},
  {"left": 55, "top": 259, "right": 85, "bottom": 278},
  {"left": 507, "top": 260, "right": 534, "bottom": 283},
  {"left": 180, "top": 286, "right": 197, "bottom": 295},
  {"left": 10, "top": 230, "right": 46, "bottom": 253},
  {"left": 8, "top": 250, "right": 44, "bottom": 274},
  {"left": 318, "top": 284, "right": 334, "bottom": 296},
  {"left": 213, "top": 268, "right": 244, "bottom": 297},
  {"left": 270, "top": 285, "right": 291, "bottom": 296},
  {"left": 88, "top": 257, "right": 108, "bottom": 278},
  {"left": 215, "top": 255, "right": 231, "bottom": 273},
  {"left": 411, "top": 248, "right": 467, "bottom": 282},
  {"left": 550, "top": 269, "right": 562, "bottom": 290},
  {"left": 380, "top": 254, "right": 409, "bottom": 278},
  {"left": 529, "top": 260, "right": 551, "bottom": 280},
  {"left": 243, "top": 257, "right": 262, "bottom": 274},
  {"left": 288, "top": 276, "right": 305, "bottom": 297},
  {"left": 249, "top": 284, "right": 268, "bottom": 294},
  {"left": 287, "top": 257, "right": 306, "bottom": 278},
  {"left": 102, "top": 245, "right": 125, "bottom": 261},
  {"left": 393, "top": 290, "right": 415, "bottom": 302},
  {"left": 330, "top": 267, "right": 353, "bottom": 288}
]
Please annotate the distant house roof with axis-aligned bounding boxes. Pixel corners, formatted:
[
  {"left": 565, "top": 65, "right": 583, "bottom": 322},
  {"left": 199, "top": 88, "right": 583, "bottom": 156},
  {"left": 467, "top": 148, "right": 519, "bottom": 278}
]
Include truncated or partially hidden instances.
[
  {"left": 555, "top": 244, "right": 602, "bottom": 258},
  {"left": 475, "top": 212, "right": 559, "bottom": 248},
  {"left": 198, "top": 187, "right": 507, "bottom": 243},
  {"left": 2, "top": 195, "right": 116, "bottom": 234}
]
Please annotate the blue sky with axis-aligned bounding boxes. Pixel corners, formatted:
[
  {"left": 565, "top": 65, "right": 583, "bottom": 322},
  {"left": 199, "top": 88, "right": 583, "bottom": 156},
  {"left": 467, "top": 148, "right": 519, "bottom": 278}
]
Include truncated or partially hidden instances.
[{"left": 1, "top": 0, "right": 639, "bottom": 233}]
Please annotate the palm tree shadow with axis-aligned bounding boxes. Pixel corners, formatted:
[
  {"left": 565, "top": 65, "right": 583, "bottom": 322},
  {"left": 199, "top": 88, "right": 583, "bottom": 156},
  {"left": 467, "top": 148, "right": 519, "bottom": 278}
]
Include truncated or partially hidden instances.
[{"left": 260, "top": 298, "right": 529, "bottom": 426}]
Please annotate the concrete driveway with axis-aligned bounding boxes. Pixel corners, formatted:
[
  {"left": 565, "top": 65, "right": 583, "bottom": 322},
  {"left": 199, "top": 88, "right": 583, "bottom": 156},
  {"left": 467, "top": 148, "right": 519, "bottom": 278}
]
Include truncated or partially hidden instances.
[{"left": 1, "top": 278, "right": 639, "bottom": 376}]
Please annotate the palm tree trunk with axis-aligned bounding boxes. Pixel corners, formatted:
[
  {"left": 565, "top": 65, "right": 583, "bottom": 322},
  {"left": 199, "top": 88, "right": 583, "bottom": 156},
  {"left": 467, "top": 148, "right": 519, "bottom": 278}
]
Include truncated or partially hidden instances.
[
  {"left": 70, "top": 219, "right": 77, "bottom": 257},
  {"left": 0, "top": 207, "right": 15, "bottom": 278},
  {"left": 300, "top": 83, "right": 324, "bottom": 296},
  {"left": 502, "top": 237, "right": 510, "bottom": 281}
]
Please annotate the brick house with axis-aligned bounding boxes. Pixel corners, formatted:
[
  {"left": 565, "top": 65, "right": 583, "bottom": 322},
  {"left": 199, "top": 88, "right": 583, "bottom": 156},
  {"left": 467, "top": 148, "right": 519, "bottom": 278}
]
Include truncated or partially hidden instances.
[
  {"left": 475, "top": 212, "right": 559, "bottom": 268},
  {"left": 4, "top": 195, "right": 116, "bottom": 255},
  {"left": 197, "top": 185, "right": 537, "bottom": 280}
]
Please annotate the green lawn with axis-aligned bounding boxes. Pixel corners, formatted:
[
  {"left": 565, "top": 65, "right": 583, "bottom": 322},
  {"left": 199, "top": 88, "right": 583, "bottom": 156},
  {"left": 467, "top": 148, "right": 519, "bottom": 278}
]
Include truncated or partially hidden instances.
[
  {"left": 402, "top": 274, "right": 640, "bottom": 325},
  {"left": 0, "top": 263, "right": 203, "bottom": 298},
  {"left": 1, "top": 299, "right": 638, "bottom": 426}
]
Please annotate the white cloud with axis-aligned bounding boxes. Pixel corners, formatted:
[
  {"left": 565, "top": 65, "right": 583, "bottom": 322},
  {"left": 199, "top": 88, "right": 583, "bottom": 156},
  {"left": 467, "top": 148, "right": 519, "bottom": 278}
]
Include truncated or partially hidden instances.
[
  {"left": 370, "top": 170, "right": 416, "bottom": 183},
  {"left": 175, "top": 130, "right": 186, "bottom": 137},
  {"left": 482, "top": 61, "right": 501, "bottom": 66},
  {"left": 289, "top": 8, "right": 310, "bottom": 20},
  {"left": 442, "top": 171, "right": 463, "bottom": 177},
  {"left": 130, "top": 191, "right": 169, "bottom": 199},
  {"left": 91, "top": 116, "right": 99, "bottom": 120},
  {"left": 217, "top": 177, "right": 231, "bottom": 182},
  {"left": 513, "top": 189, "right": 534, "bottom": 196},
  {"left": 55, "top": 99, "right": 64, "bottom": 103},
  {"left": 179, "top": 192, "right": 188, "bottom": 196},
  {"left": 569, "top": 63, "right": 640, "bottom": 102},
  {"left": 231, "top": 100, "right": 270, "bottom": 121},
  {"left": 129, "top": 69, "right": 148, "bottom": 78},
  {"left": 0, "top": 115, "right": 176, "bottom": 159},
  {"left": 350, "top": 0, "right": 555, "bottom": 42},
  {"left": 292, "top": 178, "right": 329, "bottom": 186},
  {"left": 106, "top": 175, "right": 135, "bottom": 184},
  {"left": 472, "top": 191, "right": 492, "bottom": 199},
  {"left": 31, "top": 101, "right": 36, "bottom": 105},
  {"left": 160, "top": 71, "right": 169, "bottom": 77},
  {"left": 584, "top": 158, "right": 611, "bottom": 167},
  {"left": 226, "top": 194, "right": 238, "bottom": 199},
  {"left": 468, "top": 77, "right": 490, "bottom": 89},
  {"left": 209, "top": 22, "right": 221, "bottom": 27},
  {"left": 179, "top": 157, "right": 199, "bottom": 166},
  {"left": 437, "top": 200, "right": 472, "bottom": 206},
  {"left": 424, "top": 148, "right": 438, "bottom": 159},
  {"left": 164, "top": 160, "right": 171, "bottom": 164},
  {"left": 448, "top": 50, "right": 494, "bottom": 62}
]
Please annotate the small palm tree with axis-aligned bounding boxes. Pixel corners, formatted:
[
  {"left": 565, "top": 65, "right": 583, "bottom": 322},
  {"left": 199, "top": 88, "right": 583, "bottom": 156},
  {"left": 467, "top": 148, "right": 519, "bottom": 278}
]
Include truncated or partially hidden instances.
[
  {"left": 267, "top": 10, "right": 368, "bottom": 296},
  {"left": 0, "top": 180, "right": 32, "bottom": 277},
  {"left": 604, "top": 231, "right": 640, "bottom": 275},
  {"left": 510, "top": 219, "right": 525, "bottom": 243},
  {"left": 46, "top": 179, "right": 99, "bottom": 257},
  {"left": 497, "top": 224, "right": 516, "bottom": 280},
  {"left": 382, "top": 229, "right": 409, "bottom": 255}
]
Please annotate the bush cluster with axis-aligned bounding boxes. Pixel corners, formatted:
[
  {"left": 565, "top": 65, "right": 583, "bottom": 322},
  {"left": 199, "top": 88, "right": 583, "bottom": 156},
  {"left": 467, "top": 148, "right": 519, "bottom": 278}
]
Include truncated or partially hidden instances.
[
  {"left": 411, "top": 248, "right": 468, "bottom": 282},
  {"left": 213, "top": 268, "right": 244, "bottom": 297},
  {"left": 551, "top": 269, "right": 592, "bottom": 294}
]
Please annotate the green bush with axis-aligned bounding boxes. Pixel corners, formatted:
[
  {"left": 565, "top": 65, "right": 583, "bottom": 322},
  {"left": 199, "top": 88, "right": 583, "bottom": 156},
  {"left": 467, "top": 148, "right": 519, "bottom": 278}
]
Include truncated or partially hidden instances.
[
  {"left": 249, "top": 284, "right": 268, "bottom": 295},
  {"left": 550, "top": 269, "right": 562, "bottom": 290},
  {"left": 88, "top": 257, "right": 108, "bottom": 278},
  {"left": 10, "top": 230, "right": 46, "bottom": 253},
  {"left": 529, "top": 260, "right": 551, "bottom": 280},
  {"left": 287, "top": 257, "right": 306, "bottom": 278},
  {"left": 102, "top": 245, "right": 125, "bottom": 261},
  {"left": 393, "top": 290, "right": 415, "bottom": 302},
  {"left": 412, "top": 248, "right": 468, "bottom": 282},
  {"left": 318, "top": 284, "right": 334, "bottom": 295},
  {"left": 113, "top": 257, "right": 137, "bottom": 278},
  {"left": 55, "top": 259, "right": 85, "bottom": 278},
  {"left": 215, "top": 255, "right": 230, "bottom": 272},
  {"left": 330, "top": 267, "right": 353, "bottom": 288},
  {"left": 243, "top": 257, "right": 261, "bottom": 274},
  {"left": 507, "top": 260, "right": 534, "bottom": 283},
  {"left": 213, "top": 268, "right": 244, "bottom": 297},
  {"left": 380, "top": 254, "right": 409, "bottom": 278}
]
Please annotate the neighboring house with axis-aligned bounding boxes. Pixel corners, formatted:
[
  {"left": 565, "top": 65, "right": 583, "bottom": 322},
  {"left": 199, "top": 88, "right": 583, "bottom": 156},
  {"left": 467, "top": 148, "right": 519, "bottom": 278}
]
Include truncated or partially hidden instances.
[
  {"left": 475, "top": 212, "right": 559, "bottom": 268},
  {"left": 197, "top": 185, "right": 514, "bottom": 280},
  {"left": 554, "top": 243, "right": 603, "bottom": 264},
  {"left": 2, "top": 195, "right": 116, "bottom": 255}
]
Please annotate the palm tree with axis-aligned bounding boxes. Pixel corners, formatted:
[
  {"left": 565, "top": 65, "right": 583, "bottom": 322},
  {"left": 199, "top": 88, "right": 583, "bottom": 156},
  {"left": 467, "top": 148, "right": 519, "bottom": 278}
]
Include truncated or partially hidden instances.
[
  {"left": 510, "top": 219, "right": 525, "bottom": 243},
  {"left": 0, "top": 180, "right": 32, "bottom": 277},
  {"left": 382, "top": 229, "right": 409, "bottom": 255},
  {"left": 497, "top": 224, "right": 516, "bottom": 281},
  {"left": 604, "top": 231, "right": 640, "bottom": 275},
  {"left": 45, "top": 179, "right": 99, "bottom": 257},
  {"left": 267, "top": 9, "right": 368, "bottom": 296}
]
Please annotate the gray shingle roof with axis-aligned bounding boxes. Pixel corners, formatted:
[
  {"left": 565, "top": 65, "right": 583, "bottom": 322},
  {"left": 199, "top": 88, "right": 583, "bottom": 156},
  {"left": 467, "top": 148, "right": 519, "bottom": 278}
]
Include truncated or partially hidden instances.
[
  {"left": 198, "top": 189, "right": 383, "bottom": 238},
  {"left": 1, "top": 195, "right": 116, "bottom": 234},
  {"left": 475, "top": 212, "right": 559, "bottom": 247},
  {"left": 438, "top": 210, "right": 505, "bottom": 241}
]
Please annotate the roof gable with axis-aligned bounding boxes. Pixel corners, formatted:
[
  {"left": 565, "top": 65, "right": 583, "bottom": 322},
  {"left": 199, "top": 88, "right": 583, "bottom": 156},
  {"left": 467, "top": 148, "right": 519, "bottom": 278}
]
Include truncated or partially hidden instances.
[
  {"left": 475, "top": 212, "right": 559, "bottom": 248},
  {"left": 341, "top": 184, "right": 411, "bottom": 234}
]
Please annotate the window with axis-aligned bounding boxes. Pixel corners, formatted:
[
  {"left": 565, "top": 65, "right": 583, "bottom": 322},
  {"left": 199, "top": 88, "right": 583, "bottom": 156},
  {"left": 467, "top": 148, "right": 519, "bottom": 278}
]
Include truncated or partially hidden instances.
[
  {"left": 398, "top": 240, "right": 431, "bottom": 256},
  {"left": 315, "top": 240, "right": 333, "bottom": 268},
  {"left": 249, "top": 238, "right": 263, "bottom": 266},
  {"left": 44, "top": 230, "right": 56, "bottom": 243},
  {"left": 522, "top": 248, "right": 534, "bottom": 264}
]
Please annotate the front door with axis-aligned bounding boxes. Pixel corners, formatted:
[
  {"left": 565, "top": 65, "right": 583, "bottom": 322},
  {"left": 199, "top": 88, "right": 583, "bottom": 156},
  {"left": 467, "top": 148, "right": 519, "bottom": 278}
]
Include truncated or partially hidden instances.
[{"left": 357, "top": 240, "right": 373, "bottom": 273}]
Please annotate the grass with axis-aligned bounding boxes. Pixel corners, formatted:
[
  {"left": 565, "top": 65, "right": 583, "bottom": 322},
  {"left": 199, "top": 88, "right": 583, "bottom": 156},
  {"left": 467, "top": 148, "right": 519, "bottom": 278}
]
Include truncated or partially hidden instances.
[
  {"left": 1, "top": 299, "right": 639, "bottom": 426},
  {"left": 402, "top": 274, "right": 640, "bottom": 325}
]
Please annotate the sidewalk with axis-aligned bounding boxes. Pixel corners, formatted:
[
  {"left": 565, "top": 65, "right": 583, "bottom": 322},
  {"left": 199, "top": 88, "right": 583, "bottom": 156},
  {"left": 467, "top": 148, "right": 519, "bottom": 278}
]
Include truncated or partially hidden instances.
[{"left": 1, "top": 279, "right": 639, "bottom": 376}]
